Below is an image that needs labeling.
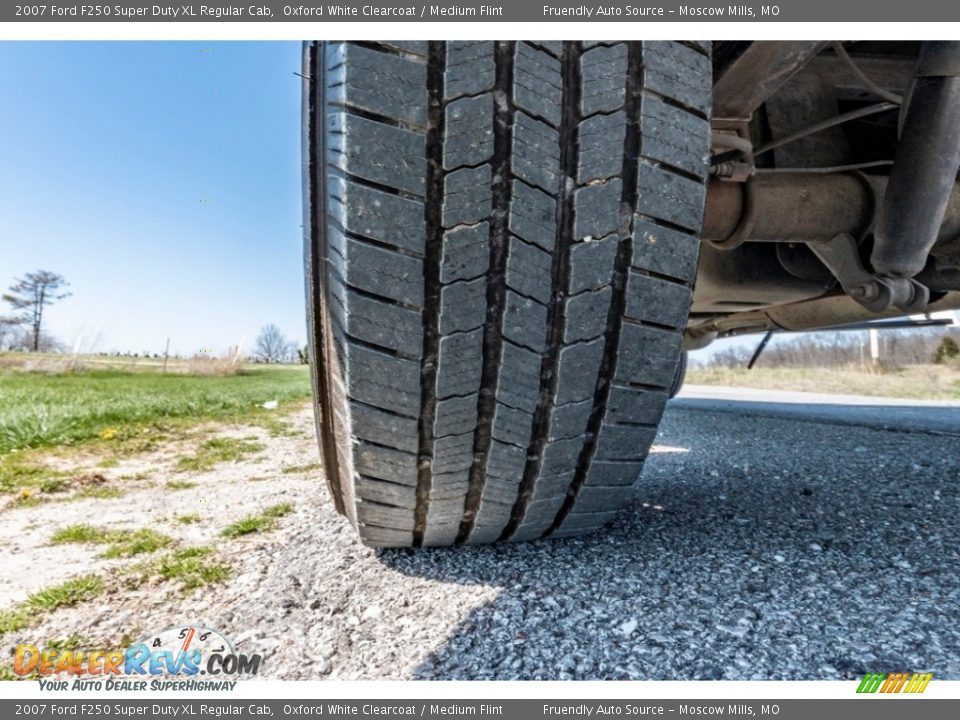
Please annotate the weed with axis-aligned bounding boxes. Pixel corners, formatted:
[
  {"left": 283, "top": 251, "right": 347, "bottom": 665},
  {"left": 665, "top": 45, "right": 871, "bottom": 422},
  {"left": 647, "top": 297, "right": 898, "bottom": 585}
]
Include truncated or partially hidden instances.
[
  {"left": 281, "top": 462, "right": 321, "bottom": 475},
  {"left": 0, "top": 575, "right": 105, "bottom": 635},
  {"left": 175, "top": 437, "right": 265, "bottom": 473},
  {"left": 175, "top": 513, "right": 201, "bottom": 525},
  {"left": 165, "top": 480, "right": 197, "bottom": 491},
  {"left": 151, "top": 547, "right": 231, "bottom": 591},
  {"left": 51, "top": 524, "right": 174, "bottom": 558},
  {"left": 221, "top": 503, "right": 292, "bottom": 538}
]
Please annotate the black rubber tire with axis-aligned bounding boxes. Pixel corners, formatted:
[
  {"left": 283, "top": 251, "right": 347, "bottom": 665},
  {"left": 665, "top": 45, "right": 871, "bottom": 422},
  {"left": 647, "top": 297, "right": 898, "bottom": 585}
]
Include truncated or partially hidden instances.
[
  {"left": 669, "top": 351, "right": 689, "bottom": 399},
  {"left": 303, "top": 41, "right": 711, "bottom": 547}
]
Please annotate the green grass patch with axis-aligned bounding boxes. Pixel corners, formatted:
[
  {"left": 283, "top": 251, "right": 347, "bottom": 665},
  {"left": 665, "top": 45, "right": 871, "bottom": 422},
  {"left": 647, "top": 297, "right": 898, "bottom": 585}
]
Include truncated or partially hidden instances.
[
  {"left": 51, "top": 524, "right": 174, "bottom": 558},
  {"left": 281, "top": 462, "right": 321, "bottom": 475},
  {"left": 151, "top": 547, "right": 231, "bottom": 591},
  {"left": 165, "top": 480, "right": 197, "bottom": 491},
  {"left": 175, "top": 437, "right": 266, "bottom": 473},
  {"left": 72, "top": 486, "right": 125, "bottom": 501},
  {"left": 175, "top": 513, "right": 201, "bottom": 525},
  {"left": 221, "top": 503, "right": 293, "bottom": 538},
  {"left": 0, "top": 458, "right": 70, "bottom": 495},
  {"left": 0, "top": 574, "right": 108, "bottom": 634},
  {"left": 0, "top": 366, "right": 310, "bottom": 455}
]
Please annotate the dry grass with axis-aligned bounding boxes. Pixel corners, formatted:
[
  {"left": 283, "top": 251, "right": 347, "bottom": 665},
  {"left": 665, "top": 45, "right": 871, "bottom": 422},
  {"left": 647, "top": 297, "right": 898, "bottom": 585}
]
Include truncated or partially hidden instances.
[{"left": 687, "top": 364, "right": 960, "bottom": 401}]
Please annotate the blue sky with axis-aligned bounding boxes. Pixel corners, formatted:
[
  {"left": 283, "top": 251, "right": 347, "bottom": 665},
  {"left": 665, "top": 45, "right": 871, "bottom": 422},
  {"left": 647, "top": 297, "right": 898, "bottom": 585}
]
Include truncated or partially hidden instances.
[{"left": 0, "top": 41, "right": 304, "bottom": 356}]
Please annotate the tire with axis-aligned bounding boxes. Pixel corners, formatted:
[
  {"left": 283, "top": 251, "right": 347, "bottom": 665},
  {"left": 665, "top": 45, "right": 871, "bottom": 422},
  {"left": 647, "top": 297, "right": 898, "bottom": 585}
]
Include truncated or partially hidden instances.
[
  {"left": 669, "top": 351, "right": 689, "bottom": 399},
  {"left": 303, "top": 41, "right": 711, "bottom": 547}
]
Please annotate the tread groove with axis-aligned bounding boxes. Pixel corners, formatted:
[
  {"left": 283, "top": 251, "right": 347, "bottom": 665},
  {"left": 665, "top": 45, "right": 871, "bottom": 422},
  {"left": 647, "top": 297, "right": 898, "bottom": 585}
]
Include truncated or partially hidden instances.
[
  {"left": 456, "top": 42, "right": 516, "bottom": 544},
  {"left": 413, "top": 42, "right": 447, "bottom": 548}
]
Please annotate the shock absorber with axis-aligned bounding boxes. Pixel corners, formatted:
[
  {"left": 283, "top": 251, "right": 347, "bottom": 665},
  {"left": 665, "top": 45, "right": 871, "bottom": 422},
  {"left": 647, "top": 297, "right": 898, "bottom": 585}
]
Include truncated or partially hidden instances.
[{"left": 872, "top": 41, "right": 960, "bottom": 279}]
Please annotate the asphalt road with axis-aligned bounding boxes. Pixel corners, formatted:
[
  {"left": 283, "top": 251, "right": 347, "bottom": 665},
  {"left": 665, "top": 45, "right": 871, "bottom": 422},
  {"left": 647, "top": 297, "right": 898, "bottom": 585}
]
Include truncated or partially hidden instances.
[{"left": 381, "top": 386, "right": 960, "bottom": 680}]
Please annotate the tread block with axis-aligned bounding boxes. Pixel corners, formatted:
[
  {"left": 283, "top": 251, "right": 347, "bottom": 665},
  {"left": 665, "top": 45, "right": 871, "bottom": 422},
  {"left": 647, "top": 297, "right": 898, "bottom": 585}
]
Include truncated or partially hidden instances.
[
  {"left": 606, "top": 385, "right": 669, "bottom": 426},
  {"left": 578, "top": 111, "right": 627, "bottom": 183},
  {"left": 506, "top": 237, "right": 553, "bottom": 304},
  {"left": 349, "top": 401, "right": 419, "bottom": 454},
  {"left": 432, "top": 432, "right": 475, "bottom": 474},
  {"left": 434, "top": 393, "right": 479, "bottom": 437},
  {"left": 513, "top": 42, "right": 562, "bottom": 127},
  {"left": 503, "top": 291, "right": 549, "bottom": 352},
  {"left": 594, "top": 424, "right": 658, "bottom": 462},
  {"left": 540, "top": 437, "right": 584, "bottom": 478},
  {"left": 486, "top": 439, "right": 527, "bottom": 486},
  {"left": 569, "top": 236, "right": 618, "bottom": 294},
  {"left": 327, "top": 43, "right": 427, "bottom": 126},
  {"left": 625, "top": 271, "right": 692, "bottom": 328},
  {"left": 564, "top": 287, "right": 612, "bottom": 343},
  {"left": 422, "top": 523, "right": 460, "bottom": 547},
  {"left": 639, "top": 95, "right": 710, "bottom": 176},
  {"left": 355, "top": 475, "right": 417, "bottom": 509},
  {"left": 555, "top": 509, "right": 620, "bottom": 534},
  {"left": 355, "top": 441, "right": 418, "bottom": 483},
  {"left": 328, "top": 113, "right": 426, "bottom": 195},
  {"left": 642, "top": 41, "right": 712, "bottom": 117},
  {"left": 346, "top": 344, "right": 420, "bottom": 415},
  {"left": 512, "top": 112, "right": 562, "bottom": 193},
  {"left": 497, "top": 341, "right": 542, "bottom": 413},
  {"left": 436, "top": 328, "right": 484, "bottom": 399},
  {"left": 632, "top": 218, "right": 700, "bottom": 282},
  {"left": 357, "top": 500, "right": 415, "bottom": 531},
  {"left": 580, "top": 43, "right": 628, "bottom": 116},
  {"left": 430, "top": 470, "right": 470, "bottom": 498},
  {"left": 548, "top": 399, "right": 593, "bottom": 441},
  {"left": 509, "top": 181, "right": 557, "bottom": 251},
  {"left": 491, "top": 402, "right": 535, "bottom": 446},
  {"left": 443, "top": 165, "right": 492, "bottom": 228},
  {"left": 445, "top": 41, "right": 495, "bottom": 99},
  {"left": 376, "top": 41, "right": 429, "bottom": 56},
  {"left": 614, "top": 322, "right": 682, "bottom": 388},
  {"left": 444, "top": 94, "right": 495, "bottom": 169},
  {"left": 584, "top": 460, "right": 645, "bottom": 487},
  {"left": 442, "top": 222, "right": 489, "bottom": 283},
  {"left": 636, "top": 161, "right": 705, "bottom": 232},
  {"left": 555, "top": 338, "right": 604, "bottom": 405},
  {"left": 573, "top": 179, "right": 622, "bottom": 241},
  {"left": 343, "top": 292, "right": 422, "bottom": 356},
  {"left": 335, "top": 234, "right": 423, "bottom": 307},
  {"left": 439, "top": 278, "right": 487, "bottom": 334},
  {"left": 570, "top": 485, "right": 635, "bottom": 514},
  {"left": 358, "top": 525, "right": 414, "bottom": 547},
  {"left": 328, "top": 176, "right": 425, "bottom": 254}
]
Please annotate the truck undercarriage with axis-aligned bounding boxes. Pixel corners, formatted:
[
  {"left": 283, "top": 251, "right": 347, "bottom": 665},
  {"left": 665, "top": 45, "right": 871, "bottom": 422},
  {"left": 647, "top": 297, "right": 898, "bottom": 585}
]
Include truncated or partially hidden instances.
[{"left": 691, "top": 41, "right": 960, "bottom": 348}]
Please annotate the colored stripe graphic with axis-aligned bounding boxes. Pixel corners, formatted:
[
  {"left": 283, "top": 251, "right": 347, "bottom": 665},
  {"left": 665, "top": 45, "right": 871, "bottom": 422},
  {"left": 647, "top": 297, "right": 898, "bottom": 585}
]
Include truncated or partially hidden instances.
[{"left": 857, "top": 672, "right": 933, "bottom": 694}]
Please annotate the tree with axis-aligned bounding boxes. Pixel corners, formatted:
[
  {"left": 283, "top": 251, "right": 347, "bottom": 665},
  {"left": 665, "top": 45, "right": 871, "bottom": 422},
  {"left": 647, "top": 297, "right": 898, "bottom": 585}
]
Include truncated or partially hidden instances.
[
  {"left": 934, "top": 336, "right": 960, "bottom": 364},
  {"left": 254, "top": 324, "right": 293, "bottom": 363},
  {"left": 2, "top": 271, "right": 71, "bottom": 352},
  {"left": 0, "top": 316, "right": 23, "bottom": 351}
]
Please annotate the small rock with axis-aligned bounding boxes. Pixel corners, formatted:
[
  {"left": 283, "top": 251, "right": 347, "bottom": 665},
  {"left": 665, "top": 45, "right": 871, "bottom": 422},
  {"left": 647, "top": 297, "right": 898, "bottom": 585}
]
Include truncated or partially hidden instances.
[{"left": 620, "top": 619, "right": 638, "bottom": 637}]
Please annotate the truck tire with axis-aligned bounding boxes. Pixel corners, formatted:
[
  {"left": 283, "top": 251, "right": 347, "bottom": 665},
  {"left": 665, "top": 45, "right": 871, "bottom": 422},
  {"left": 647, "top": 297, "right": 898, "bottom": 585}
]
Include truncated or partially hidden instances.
[{"left": 303, "top": 41, "right": 711, "bottom": 547}]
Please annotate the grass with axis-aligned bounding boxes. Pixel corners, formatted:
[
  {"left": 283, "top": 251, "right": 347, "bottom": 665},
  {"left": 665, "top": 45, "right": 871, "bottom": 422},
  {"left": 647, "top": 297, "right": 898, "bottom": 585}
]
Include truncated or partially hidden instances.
[
  {"left": 221, "top": 502, "right": 293, "bottom": 538},
  {"left": 165, "top": 480, "right": 197, "bottom": 491},
  {"left": 175, "top": 437, "right": 266, "bottom": 472},
  {"left": 687, "top": 363, "right": 960, "bottom": 400},
  {"left": 175, "top": 513, "right": 201, "bottom": 524},
  {"left": 281, "top": 462, "right": 321, "bottom": 475},
  {"left": 0, "top": 574, "right": 105, "bottom": 634},
  {"left": 150, "top": 547, "right": 231, "bottom": 591},
  {"left": 51, "top": 524, "right": 175, "bottom": 558},
  {"left": 0, "top": 365, "right": 310, "bottom": 455}
]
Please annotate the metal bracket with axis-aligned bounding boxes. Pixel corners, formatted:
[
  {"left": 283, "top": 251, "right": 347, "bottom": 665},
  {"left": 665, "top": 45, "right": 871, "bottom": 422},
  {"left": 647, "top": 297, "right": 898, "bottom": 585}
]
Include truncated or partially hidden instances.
[{"left": 807, "top": 232, "right": 930, "bottom": 312}]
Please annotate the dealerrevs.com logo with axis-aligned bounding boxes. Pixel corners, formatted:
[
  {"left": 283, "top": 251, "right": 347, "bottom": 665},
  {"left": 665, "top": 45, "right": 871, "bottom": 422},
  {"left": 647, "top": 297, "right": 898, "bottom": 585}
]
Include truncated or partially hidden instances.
[{"left": 13, "top": 626, "right": 261, "bottom": 691}]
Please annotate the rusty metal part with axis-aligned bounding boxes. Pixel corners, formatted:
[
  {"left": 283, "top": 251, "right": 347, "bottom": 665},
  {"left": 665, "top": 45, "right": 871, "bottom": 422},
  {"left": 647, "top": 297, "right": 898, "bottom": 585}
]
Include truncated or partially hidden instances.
[
  {"left": 872, "top": 41, "right": 960, "bottom": 278},
  {"left": 690, "top": 291, "right": 960, "bottom": 336},
  {"left": 703, "top": 173, "right": 960, "bottom": 248},
  {"left": 807, "top": 232, "right": 929, "bottom": 312},
  {"left": 713, "top": 41, "right": 830, "bottom": 120}
]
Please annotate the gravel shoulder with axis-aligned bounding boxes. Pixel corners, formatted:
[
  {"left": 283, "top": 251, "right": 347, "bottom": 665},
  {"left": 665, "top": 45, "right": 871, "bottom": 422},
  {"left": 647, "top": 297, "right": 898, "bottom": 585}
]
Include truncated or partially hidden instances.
[{"left": 2, "top": 392, "right": 959, "bottom": 680}]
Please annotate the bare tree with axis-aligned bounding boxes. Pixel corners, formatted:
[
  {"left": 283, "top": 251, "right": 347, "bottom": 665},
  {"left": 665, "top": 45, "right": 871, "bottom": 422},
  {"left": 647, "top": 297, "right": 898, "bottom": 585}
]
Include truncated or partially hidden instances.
[
  {"left": 2, "top": 270, "right": 71, "bottom": 352},
  {"left": 254, "top": 324, "right": 292, "bottom": 363}
]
